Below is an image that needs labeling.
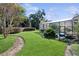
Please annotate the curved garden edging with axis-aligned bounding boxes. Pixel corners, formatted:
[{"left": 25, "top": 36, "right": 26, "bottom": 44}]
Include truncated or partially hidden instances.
[
  {"left": 65, "top": 45, "right": 76, "bottom": 56},
  {"left": 0, "top": 36, "right": 24, "bottom": 56}
]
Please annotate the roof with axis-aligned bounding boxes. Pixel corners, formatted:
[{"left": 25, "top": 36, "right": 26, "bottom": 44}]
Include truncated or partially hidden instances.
[{"left": 43, "top": 18, "right": 73, "bottom": 24}]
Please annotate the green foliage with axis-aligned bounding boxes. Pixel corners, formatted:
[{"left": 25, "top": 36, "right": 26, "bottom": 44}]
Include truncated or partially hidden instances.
[
  {"left": 44, "top": 28, "right": 56, "bottom": 39},
  {"left": 29, "top": 9, "right": 45, "bottom": 29},
  {"left": 10, "top": 27, "right": 21, "bottom": 34},
  {"left": 65, "top": 35, "right": 75, "bottom": 39},
  {"left": 49, "top": 23, "right": 59, "bottom": 33},
  {"left": 13, "top": 16, "right": 27, "bottom": 27},
  {"left": 0, "top": 3, "right": 26, "bottom": 38},
  {"left": 19, "top": 18, "right": 30, "bottom": 27},
  {"left": 23, "top": 27, "right": 35, "bottom": 31},
  {"left": 75, "top": 23, "right": 79, "bottom": 33}
]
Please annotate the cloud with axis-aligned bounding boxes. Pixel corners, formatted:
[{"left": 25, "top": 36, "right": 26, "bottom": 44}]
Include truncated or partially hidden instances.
[
  {"left": 21, "top": 3, "right": 31, "bottom": 8},
  {"left": 26, "top": 7, "right": 39, "bottom": 16},
  {"left": 21, "top": 4, "right": 79, "bottom": 21},
  {"left": 21, "top": 4, "right": 59, "bottom": 21},
  {"left": 45, "top": 6, "right": 77, "bottom": 21},
  {"left": 45, "top": 8, "right": 60, "bottom": 21},
  {"left": 46, "top": 6, "right": 79, "bottom": 21},
  {"left": 66, "top": 6, "right": 79, "bottom": 14},
  {"left": 21, "top": 3, "right": 39, "bottom": 16}
]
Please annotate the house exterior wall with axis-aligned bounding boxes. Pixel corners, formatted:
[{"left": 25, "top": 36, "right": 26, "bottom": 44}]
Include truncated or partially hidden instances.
[
  {"left": 39, "top": 15, "right": 79, "bottom": 35},
  {"left": 39, "top": 22, "right": 49, "bottom": 30}
]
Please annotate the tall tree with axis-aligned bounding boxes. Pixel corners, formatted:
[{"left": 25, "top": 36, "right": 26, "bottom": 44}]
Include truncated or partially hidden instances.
[
  {"left": 29, "top": 9, "right": 45, "bottom": 29},
  {"left": 19, "top": 17, "right": 30, "bottom": 27},
  {"left": 0, "top": 3, "right": 25, "bottom": 38}
]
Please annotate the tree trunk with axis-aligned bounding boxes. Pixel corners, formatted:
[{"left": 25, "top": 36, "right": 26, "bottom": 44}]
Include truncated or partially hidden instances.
[
  {"left": 29, "top": 20, "right": 31, "bottom": 27},
  {"left": 3, "top": 14, "right": 8, "bottom": 38},
  {"left": 2, "top": 28, "right": 8, "bottom": 38}
]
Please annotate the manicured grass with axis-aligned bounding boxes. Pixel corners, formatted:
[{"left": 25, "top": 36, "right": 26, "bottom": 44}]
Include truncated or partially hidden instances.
[
  {"left": 17, "top": 31, "right": 66, "bottom": 56},
  {"left": 72, "top": 44, "right": 79, "bottom": 55},
  {"left": 0, "top": 35, "right": 16, "bottom": 53}
]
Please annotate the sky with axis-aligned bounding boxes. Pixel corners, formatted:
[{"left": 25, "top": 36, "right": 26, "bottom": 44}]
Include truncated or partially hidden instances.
[{"left": 21, "top": 3, "right": 79, "bottom": 22}]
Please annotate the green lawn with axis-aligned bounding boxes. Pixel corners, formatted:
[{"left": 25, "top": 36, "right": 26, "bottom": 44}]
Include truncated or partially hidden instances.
[
  {"left": 0, "top": 31, "right": 66, "bottom": 56},
  {"left": 0, "top": 35, "right": 16, "bottom": 53},
  {"left": 17, "top": 31, "right": 66, "bottom": 56}
]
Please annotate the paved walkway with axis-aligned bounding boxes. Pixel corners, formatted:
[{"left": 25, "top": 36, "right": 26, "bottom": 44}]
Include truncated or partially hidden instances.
[{"left": 0, "top": 36, "right": 24, "bottom": 56}]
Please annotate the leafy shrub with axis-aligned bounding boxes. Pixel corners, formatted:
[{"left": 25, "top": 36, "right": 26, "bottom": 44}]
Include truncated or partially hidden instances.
[
  {"left": 61, "top": 39, "right": 68, "bottom": 43},
  {"left": 44, "top": 28, "right": 56, "bottom": 38},
  {"left": 40, "top": 29, "right": 44, "bottom": 33},
  {"left": 65, "top": 35, "right": 75, "bottom": 40},
  {"left": 10, "top": 27, "right": 21, "bottom": 34},
  {"left": 0, "top": 27, "right": 21, "bottom": 34},
  {"left": 23, "top": 27, "right": 35, "bottom": 31}
]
